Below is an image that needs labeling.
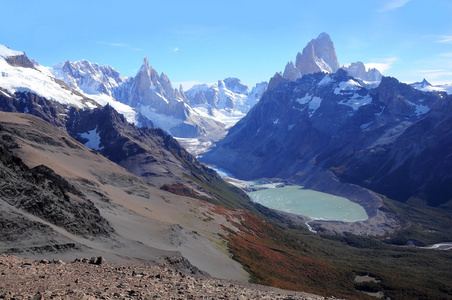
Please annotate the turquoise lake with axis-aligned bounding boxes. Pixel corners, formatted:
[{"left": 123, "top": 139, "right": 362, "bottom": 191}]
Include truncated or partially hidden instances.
[{"left": 247, "top": 185, "right": 368, "bottom": 222}]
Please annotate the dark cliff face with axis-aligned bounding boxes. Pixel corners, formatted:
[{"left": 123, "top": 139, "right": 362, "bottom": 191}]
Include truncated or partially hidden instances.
[
  {"left": 0, "top": 127, "right": 113, "bottom": 237},
  {"left": 201, "top": 71, "right": 452, "bottom": 206},
  {"left": 5, "top": 54, "right": 35, "bottom": 69}
]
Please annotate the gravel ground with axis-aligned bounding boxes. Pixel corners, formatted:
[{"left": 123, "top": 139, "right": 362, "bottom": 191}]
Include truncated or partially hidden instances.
[{"left": 0, "top": 254, "right": 340, "bottom": 300}]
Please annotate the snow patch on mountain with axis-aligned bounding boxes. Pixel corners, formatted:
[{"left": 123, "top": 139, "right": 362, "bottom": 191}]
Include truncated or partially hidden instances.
[
  {"left": 334, "top": 80, "right": 363, "bottom": 95},
  {"left": 295, "top": 93, "right": 313, "bottom": 105},
  {"left": 315, "top": 57, "right": 334, "bottom": 73},
  {"left": 360, "top": 121, "right": 373, "bottom": 130},
  {"left": 308, "top": 97, "right": 323, "bottom": 117},
  {"left": 339, "top": 94, "right": 372, "bottom": 111},
  {"left": 408, "top": 100, "right": 430, "bottom": 116},
  {"left": 318, "top": 74, "right": 333, "bottom": 86},
  {"left": 139, "top": 105, "right": 184, "bottom": 129},
  {"left": 81, "top": 126, "right": 103, "bottom": 150},
  {"left": 86, "top": 93, "right": 138, "bottom": 124},
  {"left": 0, "top": 89, "right": 12, "bottom": 98}
]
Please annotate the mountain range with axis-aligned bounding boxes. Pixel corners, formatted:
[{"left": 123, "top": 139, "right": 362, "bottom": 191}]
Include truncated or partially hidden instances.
[
  {"left": 202, "top": 33, "right": 452, "bottom": 209},
  {"left": 49, "top": 55, "right": 267, "bottom": 140},
  {"left": 1, "top": 33, "right": 452, "bottom": 299}
]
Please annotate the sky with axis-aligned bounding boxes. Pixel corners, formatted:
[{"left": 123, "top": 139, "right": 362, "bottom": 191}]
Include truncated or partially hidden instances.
[{"left": 1, "top": 0, "right": 452, "bottom": 89}]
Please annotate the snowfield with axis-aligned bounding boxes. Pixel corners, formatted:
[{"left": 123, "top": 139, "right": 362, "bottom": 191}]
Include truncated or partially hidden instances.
[{"left": 0, "top": 58, "right": 88, "bottom": 108}]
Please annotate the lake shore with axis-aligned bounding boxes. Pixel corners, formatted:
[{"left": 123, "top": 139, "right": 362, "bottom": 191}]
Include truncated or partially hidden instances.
[{"left": 210, "top": 166, "right": 404, "bottom": 236}]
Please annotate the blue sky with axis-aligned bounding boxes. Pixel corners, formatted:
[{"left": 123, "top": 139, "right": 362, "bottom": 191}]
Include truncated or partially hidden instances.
[{"left": 2, "top": 0, "right": 452, "bottom": 89}]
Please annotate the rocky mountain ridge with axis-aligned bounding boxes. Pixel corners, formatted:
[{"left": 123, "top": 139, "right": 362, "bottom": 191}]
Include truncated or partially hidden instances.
[
  {"left": 202, "top": 70, "right": 452, "bottom": 207},
  {"left": 1, "top": 43, "right": 265, "bottom": 141},
  {"left": 50, "top": 54, "right": 266, "bottom": 140},
  {"left": 186, "top": 78, "right": 267, "bottom": 114},
  {"left": 283, "top": 33, "right": 382, "bottom": 83}
]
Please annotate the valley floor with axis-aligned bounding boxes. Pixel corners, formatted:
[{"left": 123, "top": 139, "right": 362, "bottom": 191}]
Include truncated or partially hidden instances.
[{"left": 0, "top": 254, "right": 336, "bottom": 300}]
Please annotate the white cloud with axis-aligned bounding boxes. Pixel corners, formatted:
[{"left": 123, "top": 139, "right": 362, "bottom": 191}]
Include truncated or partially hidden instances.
[
  {"left": 417, "top": 69, "right": 452, "bottom": 79},
  {"left": 378, "top": 0, "right": 411, "bottom": 12},
  {"left": 437, "top": 36, "right": 452, "bottom": 44},
  {"left": 173, "top": 47, "right": 180, "bottom": 53},
  {"left": 412, "top": 69, "right": 452, "bottom": 86},
  {"left": 364, "top": 57, "right": 398, "bottom": 73}
]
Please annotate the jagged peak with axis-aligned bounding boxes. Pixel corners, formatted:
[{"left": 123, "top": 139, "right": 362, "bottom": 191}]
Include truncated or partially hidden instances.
[
  {"left": 283, "top": 61, "right": 301, "bottom": 81},
  {"left": 286, "top": 32, "right": 340, "bottom": 79},
  {"left": 59, "top": 59, "right": 71, "bottom": 68},
  {"left": 267, "top": 72, "right": 288, "bottom": 91},
  {"left": 317, "top": 32, "right": 332, "bottom": 41},
  {"left": 223, "top": 77, "right": 242, "bottom": 83},
  {"left": 341, "top": 61, "right": 382, "bottom": 82},
  {"left": 410, "top": 78, "right": 433, "bottom": 90},
  {"left": 160, "top": 72, "right": 170, "bottom": 82},
  {"left": 139, "top": 56, "right": 153, "bottom": 73},
  {"left": 218, "top": 80, "right": 226, "bottom": 88},
  {"left": 142, "top": 56, "right": 149, "bottom": 68},
  {"left": 420, "top": 78, "right": 432, "bottom": 86},
  {"left": 137, "top": 56, "right": 159, "bottom": 79},
  {"left": 223, "top": 77, "right": 249, "bottom": 94}
]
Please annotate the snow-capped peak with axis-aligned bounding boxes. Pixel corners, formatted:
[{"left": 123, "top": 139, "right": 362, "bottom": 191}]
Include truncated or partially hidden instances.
[
  {"left": 411, "top": 79, "right": 452, "bottom": 95},
  {"left": 0, "top": 46, "right": 98, "bottom": 109},
  {"left": 140, "top": 56, "right": 151, "bottom": 72},
  {"left": 186, "top": 78, "right": 267, "bottom": 115},
  {"left": 0, "top": 44, "right": 24, "bottom": 58},
  {"left": 411, "top": 78, "right": 432, "bottom": 89}
]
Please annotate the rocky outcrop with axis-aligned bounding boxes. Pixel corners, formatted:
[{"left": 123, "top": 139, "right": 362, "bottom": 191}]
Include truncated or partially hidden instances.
[
  {"left": 283, "top": 61, "right": 302, "bottom": 81},
  {"left": 5, "top": 54, "right": 35, "bottom": 69},
  {"left": 223, "top": 77, "right": 250, "bottom": 95},
  {"left": 342, "top": 61, "right": 382, "bottom": 81},
  {"left": 0, "top": 140, "right": 113, "bottom": 237},
  {"left": 0, "top": 90, "right": 72, "bottom": 128}
]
